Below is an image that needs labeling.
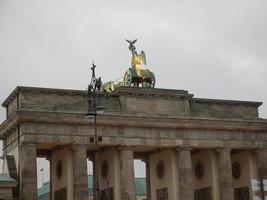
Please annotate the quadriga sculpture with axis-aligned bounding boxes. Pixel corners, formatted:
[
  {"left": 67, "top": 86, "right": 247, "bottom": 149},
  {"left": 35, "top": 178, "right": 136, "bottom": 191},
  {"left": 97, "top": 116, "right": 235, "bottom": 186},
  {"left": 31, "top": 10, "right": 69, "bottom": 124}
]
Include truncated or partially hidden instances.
[
  {"left": 124, "top": 39, "right": 155, "bottom": 88},
  {"left": 101, "top": 39, "right": 156, "bottom": 93}
]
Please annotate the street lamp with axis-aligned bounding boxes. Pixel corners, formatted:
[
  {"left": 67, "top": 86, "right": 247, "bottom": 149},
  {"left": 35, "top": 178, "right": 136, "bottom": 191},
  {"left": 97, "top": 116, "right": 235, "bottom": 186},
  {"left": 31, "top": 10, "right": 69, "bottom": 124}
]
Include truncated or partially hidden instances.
[{"left": 86, "top": 62, "right": 105, "bottom": 200}]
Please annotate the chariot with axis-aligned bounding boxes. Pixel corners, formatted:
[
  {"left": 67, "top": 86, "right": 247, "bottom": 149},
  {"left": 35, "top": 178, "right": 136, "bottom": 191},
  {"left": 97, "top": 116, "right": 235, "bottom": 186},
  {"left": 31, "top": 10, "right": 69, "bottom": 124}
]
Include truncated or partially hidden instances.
[
  {"left": 123, "top": 39, "right": 156, "bottom": 88},
  {"left": 101, "top": 39, "right": 156, "bottom": 93}
]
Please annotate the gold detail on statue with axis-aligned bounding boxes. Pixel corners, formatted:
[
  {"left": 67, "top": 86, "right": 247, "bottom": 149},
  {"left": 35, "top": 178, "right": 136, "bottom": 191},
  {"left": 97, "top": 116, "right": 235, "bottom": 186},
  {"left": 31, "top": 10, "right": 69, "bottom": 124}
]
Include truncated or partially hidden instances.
[{"left": 101, "top": 39, "right": 156, "bottom": 93}]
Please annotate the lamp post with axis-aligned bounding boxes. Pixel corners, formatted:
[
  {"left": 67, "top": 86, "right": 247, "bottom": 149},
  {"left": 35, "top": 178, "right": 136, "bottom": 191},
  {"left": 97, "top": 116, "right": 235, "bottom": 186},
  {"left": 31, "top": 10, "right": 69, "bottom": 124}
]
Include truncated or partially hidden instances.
[{"left": 86, "top": 62, "right": 104, "bottom": 200}]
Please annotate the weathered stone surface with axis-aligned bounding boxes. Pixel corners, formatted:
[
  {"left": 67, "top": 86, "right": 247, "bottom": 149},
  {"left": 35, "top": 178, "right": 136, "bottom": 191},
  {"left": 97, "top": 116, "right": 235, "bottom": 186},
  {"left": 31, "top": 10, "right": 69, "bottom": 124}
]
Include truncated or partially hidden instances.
[
  {"left": 255, "top": 150, "right": 267, "bottom": 177},
  {"left": 0, "top": 188, "right": 13, "bottom": 200},
  {"left": 1, "top": 86, "right": 263, "bottom": 120},
  {"left": 217, "top": 148, "right": 234, "bottom": 200},
  {"left": 19, "top": 143, "right": 37, "bottom": 200},
  {"left": 7, "top": 95, "right": 18, "bottom": 118},
  {"left": 0, "top": 86, "right": 267, "bottom": 200},
  {"left": 72, "top": 145, "right": 88, "bottom": 200},
  {"left": 177, "top": 148, "right": 194, "bottom": 200},
  {"left": 190, "top": 98, "right": 261, "bottom": 119},
  {"left": 10, "top": 120, "right": 267, "bottom": 151},
  {"left": 120, "top": 147, "right": 136, "bottom": 200}
]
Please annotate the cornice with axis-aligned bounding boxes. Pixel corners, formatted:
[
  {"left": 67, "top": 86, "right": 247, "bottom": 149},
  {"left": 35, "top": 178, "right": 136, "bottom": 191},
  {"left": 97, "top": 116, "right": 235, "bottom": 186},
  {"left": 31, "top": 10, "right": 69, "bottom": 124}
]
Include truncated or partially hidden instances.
[
  {"left": 1, "top": 86, "right": 108, "bottom": 107},
  {"left": 192, "top": 98, "right": 262, "bottom": 107}
]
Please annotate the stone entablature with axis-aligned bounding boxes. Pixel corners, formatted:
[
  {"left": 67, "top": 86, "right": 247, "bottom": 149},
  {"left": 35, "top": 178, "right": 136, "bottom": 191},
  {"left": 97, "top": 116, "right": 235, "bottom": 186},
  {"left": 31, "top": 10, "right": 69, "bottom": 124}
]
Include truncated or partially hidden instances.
[{"left": 0, "top": 86, "right": 266, "bottom": 153}]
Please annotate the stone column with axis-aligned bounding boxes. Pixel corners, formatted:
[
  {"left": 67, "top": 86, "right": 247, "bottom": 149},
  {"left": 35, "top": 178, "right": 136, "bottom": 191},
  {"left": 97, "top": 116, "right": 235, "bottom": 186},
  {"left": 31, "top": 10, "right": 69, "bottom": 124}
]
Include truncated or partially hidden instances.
[
  {"left": 217, "top": 148, "right": 234, "bottom": 200},
  {"left": 255, "top": 150, "right": 267, "bottom": 178},
  {"left": 19, "top": 143, "right": 37, "bottom": 200},
  {"left": 72, "top": 145, "right": 88, "bottom": 200},
  {"left": 120, "top": 146, "right": 136, "bottom": 200},
  {"left": 142, "top": 157, "right": 151, "bottom": 200},
  {"left": 177, "top": 148, "right": 194, "bottom": 200}
]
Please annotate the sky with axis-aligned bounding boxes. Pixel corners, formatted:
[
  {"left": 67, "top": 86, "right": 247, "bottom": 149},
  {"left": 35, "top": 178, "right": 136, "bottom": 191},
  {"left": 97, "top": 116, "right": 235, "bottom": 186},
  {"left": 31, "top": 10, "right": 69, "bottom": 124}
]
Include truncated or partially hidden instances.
[{"left": 0, "top": 0, "right": 267, "bottom": 188}]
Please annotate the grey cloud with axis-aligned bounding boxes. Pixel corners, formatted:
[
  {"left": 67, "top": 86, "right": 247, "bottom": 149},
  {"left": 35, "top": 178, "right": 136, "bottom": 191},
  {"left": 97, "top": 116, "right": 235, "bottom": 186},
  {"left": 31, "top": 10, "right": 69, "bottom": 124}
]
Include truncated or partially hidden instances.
[{"left": 0, "top": 0, "right": 267, "bottom": 121}]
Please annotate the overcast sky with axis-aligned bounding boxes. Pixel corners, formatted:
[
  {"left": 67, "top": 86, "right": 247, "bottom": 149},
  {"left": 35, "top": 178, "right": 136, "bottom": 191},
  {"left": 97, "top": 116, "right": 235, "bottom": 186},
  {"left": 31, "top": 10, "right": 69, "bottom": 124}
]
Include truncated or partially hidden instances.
[{"left": 0, "top": 0, "right": 267, "bottom": 188}]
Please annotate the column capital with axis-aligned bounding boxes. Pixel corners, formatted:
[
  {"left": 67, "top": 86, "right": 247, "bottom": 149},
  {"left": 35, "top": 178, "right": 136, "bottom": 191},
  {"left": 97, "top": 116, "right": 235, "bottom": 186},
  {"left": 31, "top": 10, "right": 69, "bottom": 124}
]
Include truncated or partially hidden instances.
[
  {"left": 118, "top": 145, "right": 134, "bottom": 151},
  {"left": 175, "top": 146, "right": 193, "bottom": 152},
  {"left": 216, "top": 147, "right": 232, "bottom": 153}
]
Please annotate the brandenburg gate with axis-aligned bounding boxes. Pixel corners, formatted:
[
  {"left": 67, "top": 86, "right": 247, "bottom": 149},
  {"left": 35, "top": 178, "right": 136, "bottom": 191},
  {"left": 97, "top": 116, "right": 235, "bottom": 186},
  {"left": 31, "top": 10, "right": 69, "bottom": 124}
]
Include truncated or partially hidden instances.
[{"left": 1, "top": 40, "right": 267, "bottom": 200}]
